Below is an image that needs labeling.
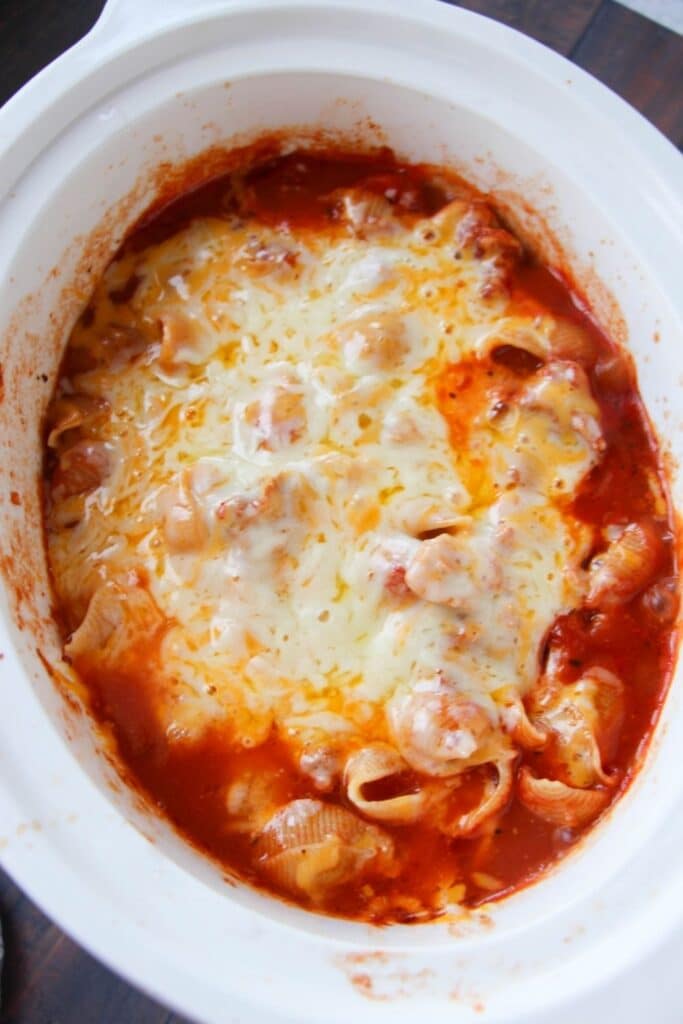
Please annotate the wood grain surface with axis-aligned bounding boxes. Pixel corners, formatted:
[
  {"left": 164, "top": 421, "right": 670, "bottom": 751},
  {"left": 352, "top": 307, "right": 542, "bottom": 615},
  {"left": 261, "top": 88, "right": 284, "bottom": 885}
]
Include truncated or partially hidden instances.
[
  {"left": 0, "top": 1, "right": 681, "bottom": 1021},
  {"left": 453, "top": 0, "right": 603, "bottom": 52},
  {"left": 571, "top": 0, "right": 683, "bottom": 144}
]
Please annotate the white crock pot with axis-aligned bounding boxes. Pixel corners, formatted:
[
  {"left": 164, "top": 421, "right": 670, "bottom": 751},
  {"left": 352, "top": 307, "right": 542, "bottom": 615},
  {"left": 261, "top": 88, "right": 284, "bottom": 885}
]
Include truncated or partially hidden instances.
[{"left": 0, "top": 2, "right": 681, "bottom": 1021}]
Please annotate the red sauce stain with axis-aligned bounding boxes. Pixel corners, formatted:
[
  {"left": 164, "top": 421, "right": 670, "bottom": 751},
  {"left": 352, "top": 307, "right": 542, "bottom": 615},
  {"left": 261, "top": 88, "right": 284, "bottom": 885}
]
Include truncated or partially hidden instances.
[
  {"left": 344, "top": 951, "right": 391, "bottom": 966},
  {"left": 336, "top": 952, "right": 435, "bottom": 1003},
  {"left": 9, "top": 491, "right": 21, "bottom": 506},
  {"left": 350, "top": 973, "right": 382, "bottom": 999},
  {"left": 41, "top": 146, "right": 679, "bottom": 925}
]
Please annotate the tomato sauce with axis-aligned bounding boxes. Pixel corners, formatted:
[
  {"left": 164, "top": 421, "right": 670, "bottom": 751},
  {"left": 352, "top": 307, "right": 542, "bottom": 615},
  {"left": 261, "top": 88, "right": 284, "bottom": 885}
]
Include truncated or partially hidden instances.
[{"left": 47, "top": 148, "right": 679, "bottom": 923}]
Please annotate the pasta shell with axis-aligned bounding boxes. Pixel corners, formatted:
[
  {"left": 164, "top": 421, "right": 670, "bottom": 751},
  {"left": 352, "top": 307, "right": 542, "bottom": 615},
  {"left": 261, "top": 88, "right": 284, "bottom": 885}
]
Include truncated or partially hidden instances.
[
  {"left": 641, "top": 578, "right": 679, "bottom": 625},
  {"left": 476, "top": 318, "right": 596, "bottom": 369},
  {"left": 65, "top": 581, "right": 165, "bottom": 669},
  {"left": 560, "top": 723, "right": 609, "bottom": 789},
  {"left": 235, "top": 236, "right": 298, "bottom": 278},
  {"left": 593, "top": 351, "right": 633, "bottom": 392},
  {"left": 401, "top": 505, "right": 471, "bottom": 539},
  {"left": 547, "top": 320, "right": 597, "bottom": 366},
  {"left": 531, "top": 667, "right": 623, "bottom": 788},
  {"left": 522, "top": 360, "right": 603, "bottom": 450},
  {"left": 46, "top": 394, "right": 110, "bottom": 448},
  {"left": 344, "top": 744, "right": 424, "bottom": 824},
  {"left": 582, "top": 667, "right": 624, "bottom": 771},
  {"left": 588, "top": 522, "right": 660, "bottom": 608},
  {"left": 475, "top": 317, "right": 547, "bottom": 361},
  {"left": 426, "top": 199, "right": 471, "bottom": 240},
  {"left": 496, "top": 688, "right": 548, "bottom": 750},
  {"left": 432, "top": 200, "right": 521, "bottom": 299},
  {"left": 52, "top": 440, "right": 111, "bottom": 499},
  {"left": 254, "top": 798, "right": 394, "bottom": 903},
  {"left": 518, "top": 767, "right": 610, "bottom": 828},
  {"left": 334, "top": 189, "right": 398, "bottom": 238},
  {"left": 48, "top": 493, "right": 86, "bottom": 529},
  {"left": 438, "top": 754, "right": 516, "bottom": 837},
  {"left": 99, "top": 323, "right": 148, "bottom": 363}
]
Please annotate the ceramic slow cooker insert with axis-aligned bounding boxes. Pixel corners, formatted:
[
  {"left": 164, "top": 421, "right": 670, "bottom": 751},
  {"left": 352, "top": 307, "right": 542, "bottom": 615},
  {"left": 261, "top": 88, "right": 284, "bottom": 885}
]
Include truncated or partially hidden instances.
[{"left": 0, "top": 2, "right": 681, "bottom": 1022}]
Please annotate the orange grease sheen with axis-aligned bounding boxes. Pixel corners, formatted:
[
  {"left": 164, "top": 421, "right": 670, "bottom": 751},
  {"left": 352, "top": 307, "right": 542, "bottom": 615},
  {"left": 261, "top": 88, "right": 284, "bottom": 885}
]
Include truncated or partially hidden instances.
[{"left": 54, "top": 149, "right": 677, "bottom": 922}]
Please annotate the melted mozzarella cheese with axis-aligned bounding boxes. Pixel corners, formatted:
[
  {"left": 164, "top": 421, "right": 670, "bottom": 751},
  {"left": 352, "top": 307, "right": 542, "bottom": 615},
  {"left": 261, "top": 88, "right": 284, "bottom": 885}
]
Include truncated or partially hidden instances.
[{"left": 48, "top": 201, "right": 601, "bottom": 759}]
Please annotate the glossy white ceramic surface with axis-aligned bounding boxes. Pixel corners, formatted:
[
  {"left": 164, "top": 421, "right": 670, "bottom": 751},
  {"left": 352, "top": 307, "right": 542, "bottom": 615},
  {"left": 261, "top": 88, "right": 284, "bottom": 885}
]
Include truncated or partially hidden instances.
[{"left": 0, "top": 2, "right": 680, "bottom": 1021}]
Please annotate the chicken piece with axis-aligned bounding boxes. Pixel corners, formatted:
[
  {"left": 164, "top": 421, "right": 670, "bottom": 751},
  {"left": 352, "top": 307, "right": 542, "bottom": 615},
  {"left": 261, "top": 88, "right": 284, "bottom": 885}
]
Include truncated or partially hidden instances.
[
  {"left": 299, "top": 745, "right": 343, "bottom": 794},
  {"left": 335, "top": 310, "right": 409, "bottom": 373},
  {"left": 333, "top": 189, "right": 398, "bottom": 238},
  {"left": 369, "top": 536, "right": 421, "bottom": 599},
  {"left": 244, "top": 383, "right": 307, "bottom": 451},
  {"left": 225, "top": 771, "right": 285, "bottom": 832},
  {"left": 403, "top": 533, "right": 486, "bottom": 611},
  {"left": 158, "top": 474, "right": 208, "bottom": 554},
  {"left": 159, "top": 311, "right": 201, "bottom": 370},
  {"left": 216, "top": 471, "right": 314, "bottom": 534},
  {"left": 387, "top": 676, "right": 498, "bottom": 777}
]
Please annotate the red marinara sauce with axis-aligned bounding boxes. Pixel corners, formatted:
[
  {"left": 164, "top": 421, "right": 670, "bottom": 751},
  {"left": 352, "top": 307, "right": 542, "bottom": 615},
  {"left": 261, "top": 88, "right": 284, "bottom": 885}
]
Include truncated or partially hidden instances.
[{"left": 46, "top": 148, "right": 679, "bottom": 923}]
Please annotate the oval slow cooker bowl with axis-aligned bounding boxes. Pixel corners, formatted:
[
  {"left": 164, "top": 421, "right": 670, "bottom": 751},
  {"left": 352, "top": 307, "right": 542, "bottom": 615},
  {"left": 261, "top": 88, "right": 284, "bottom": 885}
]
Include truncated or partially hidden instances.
[{"left": 0, "top": 1, "right": 681, "bottom": 1021}]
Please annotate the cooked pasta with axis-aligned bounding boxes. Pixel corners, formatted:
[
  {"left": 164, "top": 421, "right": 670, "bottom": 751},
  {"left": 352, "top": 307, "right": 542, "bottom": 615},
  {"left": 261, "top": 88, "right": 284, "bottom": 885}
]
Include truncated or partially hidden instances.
[{"left": 44, "top": 147, "right": 678, "bottom": 922}]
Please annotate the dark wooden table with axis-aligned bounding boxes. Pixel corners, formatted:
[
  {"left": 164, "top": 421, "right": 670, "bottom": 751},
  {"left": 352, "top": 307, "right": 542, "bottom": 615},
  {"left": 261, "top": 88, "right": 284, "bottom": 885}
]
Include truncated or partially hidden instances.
[{"left": 0, "top": 2, "right": 681, "bottom": 1021}]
